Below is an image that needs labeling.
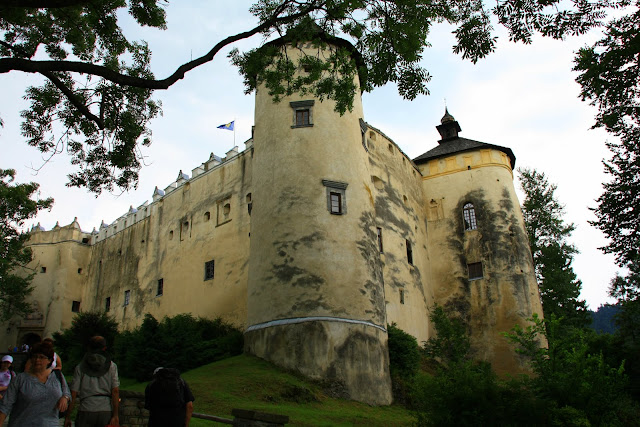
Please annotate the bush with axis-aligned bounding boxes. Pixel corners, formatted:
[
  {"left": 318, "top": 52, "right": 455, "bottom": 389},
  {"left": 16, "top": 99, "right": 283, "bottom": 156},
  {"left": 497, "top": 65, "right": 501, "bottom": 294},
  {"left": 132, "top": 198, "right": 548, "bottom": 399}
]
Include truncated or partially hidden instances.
[
  {"left": 387, "top": 323, "right": 421, "bottom": 403},
  {"left": 114, "top": 313, "right": 243, "bottom": 381},
  {"left": 52, "top": 311, "right": 119, "bottom": 375}
]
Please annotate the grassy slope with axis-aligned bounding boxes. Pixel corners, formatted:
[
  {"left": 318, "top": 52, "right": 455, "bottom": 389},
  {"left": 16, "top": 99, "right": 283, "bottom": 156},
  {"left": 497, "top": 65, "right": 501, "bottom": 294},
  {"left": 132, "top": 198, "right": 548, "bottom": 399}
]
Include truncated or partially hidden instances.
[{"left": 122, "top": 354, "right": 414, "bottom": 426}]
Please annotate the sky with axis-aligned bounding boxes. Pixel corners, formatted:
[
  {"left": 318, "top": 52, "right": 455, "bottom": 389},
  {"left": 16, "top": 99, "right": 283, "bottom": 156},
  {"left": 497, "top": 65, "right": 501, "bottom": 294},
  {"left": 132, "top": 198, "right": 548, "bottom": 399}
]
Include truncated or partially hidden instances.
[{"left": 0, "top": 1, "right": 621, "bottom": 310}]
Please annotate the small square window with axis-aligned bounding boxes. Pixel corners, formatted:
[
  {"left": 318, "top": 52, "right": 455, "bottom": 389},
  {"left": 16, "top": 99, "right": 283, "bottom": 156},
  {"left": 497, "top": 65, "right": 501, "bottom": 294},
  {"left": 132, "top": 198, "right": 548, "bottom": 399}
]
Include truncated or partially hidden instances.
[
  {"left": 41, "top": 267, "right": 46, "bottom": 273},
  {"left": 124, "top": 290, "right": 131, "bottom": 306},
  {"left": 157, "top": 278, "right": 164, "bottom": 296},
  {"left": 468, "top": 262, "right": 483, "bottom": 280},
  {"left": 204, "top": 260, "right": 215, "bottom": 281},
  {"left": 105, "top": 297, "right": 111, "bottom": 312},
  {"left": 77, "top": 268, "right": 82, "bottom": 274},
  {"left": 71, "top": 301, "right": 81, "bottom": 313},
  {"left": 296, "top": 109, "right": 310, "bottom": 126}
]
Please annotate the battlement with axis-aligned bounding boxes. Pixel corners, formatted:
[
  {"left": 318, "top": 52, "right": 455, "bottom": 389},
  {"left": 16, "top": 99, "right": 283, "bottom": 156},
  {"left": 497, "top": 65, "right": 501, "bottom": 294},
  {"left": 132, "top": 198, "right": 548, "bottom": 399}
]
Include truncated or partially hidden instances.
[{"left": 29, "top": 140, "right": 252, "bottom": 246}]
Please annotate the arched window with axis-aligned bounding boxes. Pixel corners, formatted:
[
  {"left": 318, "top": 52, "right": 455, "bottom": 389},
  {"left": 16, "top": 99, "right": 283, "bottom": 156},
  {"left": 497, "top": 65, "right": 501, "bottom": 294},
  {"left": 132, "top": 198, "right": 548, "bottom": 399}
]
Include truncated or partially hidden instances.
[{"left": 463, "top": 203, "right": 477, "bottom": 230}]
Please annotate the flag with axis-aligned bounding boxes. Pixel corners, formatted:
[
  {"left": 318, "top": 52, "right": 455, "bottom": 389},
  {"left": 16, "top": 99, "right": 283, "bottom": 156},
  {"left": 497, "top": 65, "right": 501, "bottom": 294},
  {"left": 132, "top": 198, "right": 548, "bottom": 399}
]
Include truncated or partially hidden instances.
[{"left": 217, "top": 121, "right": 234, "bottom": 131}]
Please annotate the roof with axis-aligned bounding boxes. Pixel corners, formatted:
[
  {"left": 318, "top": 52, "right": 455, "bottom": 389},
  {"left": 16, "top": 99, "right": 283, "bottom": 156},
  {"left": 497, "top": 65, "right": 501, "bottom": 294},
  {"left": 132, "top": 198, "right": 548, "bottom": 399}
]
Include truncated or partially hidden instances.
[{"left": 412, "top": 136, "right": 516, "bottom": 169}]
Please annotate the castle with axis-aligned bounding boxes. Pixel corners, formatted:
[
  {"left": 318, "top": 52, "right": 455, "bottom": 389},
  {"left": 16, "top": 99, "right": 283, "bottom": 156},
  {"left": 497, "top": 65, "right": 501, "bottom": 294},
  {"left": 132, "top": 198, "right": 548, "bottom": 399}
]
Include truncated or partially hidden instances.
[{"left": 4, "top": 36, "right": 543, "bottom": 405}]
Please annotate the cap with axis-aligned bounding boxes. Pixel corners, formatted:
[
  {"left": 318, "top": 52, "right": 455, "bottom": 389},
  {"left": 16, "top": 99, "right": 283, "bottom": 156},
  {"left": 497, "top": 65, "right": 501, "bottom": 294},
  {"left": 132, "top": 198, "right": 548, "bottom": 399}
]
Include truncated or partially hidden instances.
[{"left": 2, "top": 355, "right": 13, "bottom": 363}]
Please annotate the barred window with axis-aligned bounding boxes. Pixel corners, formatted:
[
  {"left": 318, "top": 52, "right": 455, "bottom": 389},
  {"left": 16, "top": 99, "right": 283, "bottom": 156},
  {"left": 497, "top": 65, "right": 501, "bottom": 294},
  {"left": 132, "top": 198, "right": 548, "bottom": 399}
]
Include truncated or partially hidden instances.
[
  {"left": 157, "top": 278, "right": 164, "bottom": 296},
  {"left": 463, "top": 203, "right": 478, "bottom": 230},
  {"left": 124, "top": 290, "right": 131, "bottom": 306}
]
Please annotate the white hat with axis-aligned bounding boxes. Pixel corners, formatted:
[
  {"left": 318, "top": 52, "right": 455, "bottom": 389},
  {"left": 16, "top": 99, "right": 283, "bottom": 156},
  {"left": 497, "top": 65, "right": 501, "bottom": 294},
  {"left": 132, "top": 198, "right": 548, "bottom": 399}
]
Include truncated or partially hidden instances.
[{"left": 2, "top": 355, "right": 13, "bottom": 363}]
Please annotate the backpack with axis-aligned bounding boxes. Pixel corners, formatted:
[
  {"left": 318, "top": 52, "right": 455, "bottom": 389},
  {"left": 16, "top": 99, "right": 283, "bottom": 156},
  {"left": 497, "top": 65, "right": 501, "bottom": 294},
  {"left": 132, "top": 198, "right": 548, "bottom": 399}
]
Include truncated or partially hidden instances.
[{"left": 148, "top": 368, "right": 185, "bottom": 409}]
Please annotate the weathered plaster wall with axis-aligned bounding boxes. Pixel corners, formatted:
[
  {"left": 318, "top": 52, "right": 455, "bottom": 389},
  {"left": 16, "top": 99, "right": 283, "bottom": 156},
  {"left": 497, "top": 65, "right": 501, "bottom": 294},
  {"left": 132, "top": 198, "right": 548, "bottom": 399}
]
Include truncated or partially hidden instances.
[
  {"left": 87, "top": 150, "right": 253, "bottom": 331},
  {"left": 3, "top": 223, "right": 91, "bottom": 345},
  {"left": 363, "top": 127, "right": 433, "bottom": 344},
  {"left": 417, "top": 148, "right": 543, "bottom": 373}
]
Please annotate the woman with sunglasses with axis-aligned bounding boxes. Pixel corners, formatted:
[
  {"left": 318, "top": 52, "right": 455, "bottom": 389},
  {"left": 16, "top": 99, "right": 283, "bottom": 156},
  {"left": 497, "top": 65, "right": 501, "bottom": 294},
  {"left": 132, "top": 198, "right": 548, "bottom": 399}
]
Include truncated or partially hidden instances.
[{"left": 0, "top": 341, "right": 70, "bottom": 426}]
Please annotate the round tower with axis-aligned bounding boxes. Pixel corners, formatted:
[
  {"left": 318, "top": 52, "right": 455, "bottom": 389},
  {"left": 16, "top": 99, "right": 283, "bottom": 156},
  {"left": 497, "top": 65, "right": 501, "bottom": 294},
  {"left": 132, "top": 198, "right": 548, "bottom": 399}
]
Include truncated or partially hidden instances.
[
  {"left": 414, "top": 110, "right": 544, "bottom": 374},
  {"left": 245, "top": 37, "right": 392, "bottom": 404}
]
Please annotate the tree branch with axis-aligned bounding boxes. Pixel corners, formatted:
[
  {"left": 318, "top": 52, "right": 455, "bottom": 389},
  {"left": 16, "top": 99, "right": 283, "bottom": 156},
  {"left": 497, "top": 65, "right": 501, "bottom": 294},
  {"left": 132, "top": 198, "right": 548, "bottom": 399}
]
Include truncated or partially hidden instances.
[
  {"left": 0, "top": 0, "right": 90, "bottom": 8},
  {"left": 0, "top": 5, "right": 319, "bottom": 91},
  {"left": 40, "top": 71, "right": 104, "bottom": 128}
]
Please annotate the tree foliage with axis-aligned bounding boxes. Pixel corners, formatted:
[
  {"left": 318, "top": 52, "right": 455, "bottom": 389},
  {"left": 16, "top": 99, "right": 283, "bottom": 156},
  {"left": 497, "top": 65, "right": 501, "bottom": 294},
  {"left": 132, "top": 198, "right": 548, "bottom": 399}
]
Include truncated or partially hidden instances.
[
  {"left": 52, "top": 310, "right": 120, "bottom": 375},
  {"left": 518, "top": 168, "right": 589, "bottom": 330},
  {"left": 1, "top": 0, "right": 626, "bottom": 193},
  {"left": 0, "top": 168, "right": 53, "bottom": 322},
  {"left": 113, "top": 313, "right": 243, "bottom": 382}
]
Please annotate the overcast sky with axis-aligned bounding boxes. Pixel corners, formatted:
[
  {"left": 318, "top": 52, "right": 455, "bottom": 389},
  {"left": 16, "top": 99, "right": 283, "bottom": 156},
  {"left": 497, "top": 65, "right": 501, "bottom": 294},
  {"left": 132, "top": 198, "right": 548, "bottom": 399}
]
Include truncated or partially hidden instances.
[{"left": 0, "top": 1, "right": 620, "bottom": 309}]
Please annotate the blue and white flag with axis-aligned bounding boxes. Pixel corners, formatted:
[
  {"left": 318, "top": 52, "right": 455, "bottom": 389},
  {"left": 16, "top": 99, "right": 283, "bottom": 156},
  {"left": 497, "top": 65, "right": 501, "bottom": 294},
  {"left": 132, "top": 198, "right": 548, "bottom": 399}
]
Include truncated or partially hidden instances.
[{"left": 217, "top": 121, "right": 234, "bottom": 131}]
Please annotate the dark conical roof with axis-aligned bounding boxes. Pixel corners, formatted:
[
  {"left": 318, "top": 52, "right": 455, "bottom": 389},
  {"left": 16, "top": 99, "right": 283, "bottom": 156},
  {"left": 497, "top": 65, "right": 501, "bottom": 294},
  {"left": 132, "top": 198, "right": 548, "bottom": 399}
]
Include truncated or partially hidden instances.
[{"left": 413, "top": 111, "right": 516, "bottom": 168}]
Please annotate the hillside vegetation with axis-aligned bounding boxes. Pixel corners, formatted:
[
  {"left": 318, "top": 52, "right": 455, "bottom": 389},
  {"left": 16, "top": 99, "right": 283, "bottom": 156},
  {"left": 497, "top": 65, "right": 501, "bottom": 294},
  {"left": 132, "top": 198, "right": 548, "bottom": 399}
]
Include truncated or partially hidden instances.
[{"left": 121, "top": 354, "right": 414, "bottom": 427}]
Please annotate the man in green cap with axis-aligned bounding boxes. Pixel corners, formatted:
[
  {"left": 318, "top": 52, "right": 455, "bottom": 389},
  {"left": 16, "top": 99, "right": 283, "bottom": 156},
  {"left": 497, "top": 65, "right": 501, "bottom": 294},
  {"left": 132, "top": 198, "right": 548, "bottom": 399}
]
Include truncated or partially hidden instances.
[{"left": 64, "top": 336, "right": 120, "bottom": 427}]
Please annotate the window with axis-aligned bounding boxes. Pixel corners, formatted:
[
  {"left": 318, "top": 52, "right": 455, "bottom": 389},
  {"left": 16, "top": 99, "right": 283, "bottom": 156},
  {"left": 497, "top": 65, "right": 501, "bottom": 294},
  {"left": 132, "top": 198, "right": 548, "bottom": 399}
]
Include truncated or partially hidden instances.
[
  {"left": 41, "top": 267, "right": 46, "bottom": 273},
  {"left": 406, "top": 240, "right": 413, "bottom": 265},
  {"left": 81, "top": 237, "right": 90, "bottom": 244},
  {"left": 468, "top": 262, "right": 483, "bottom": 280},
  {"left": 377, "top": 227, "right": 384, "bottom": 253},
  {"left": 399, "top": 289, "right": 405, "bottom": 304},
  {"left": 246, "top": 193, "right": 252, "bottom": 215},
  {"left": 204, "top": 211, "right": 211, "bottom": 221},
  {"left": 105, "top": 297, "right": 111, "bottom": 312},
  {"left": 77, "top": 268, "right": 82, "bottom": 274},
  {"left": 463, "top": 203, "right": 478, "bottom": 230},
  {"left": 71, "top": 301, "right": 81, "bottom": 313},
  {"left": 124, "top": 290, "right": 130, "bottom": 306},
  {"left": 322, "top": 180, "right": 348, "bottom": 215},
  {"left": 217, "top": 197, "right": 232, "bottom": 225},
  {"left": 296, "top": 109, "right": 310, "bottom": 126},
  {"left": 290, "top": 100, "right": 314, "bottom": 128},
  {"left": 330, "top": 192, "right": 342, "bottom": 214},
  {"left": 157, "top": 278, "right": 164, "bottom": 296},
  {"left": 204, "top": 260, "right": 215, "bottom": 281},
  {"left": 169, "top": 230, "right": 174, "bottom": 240}
]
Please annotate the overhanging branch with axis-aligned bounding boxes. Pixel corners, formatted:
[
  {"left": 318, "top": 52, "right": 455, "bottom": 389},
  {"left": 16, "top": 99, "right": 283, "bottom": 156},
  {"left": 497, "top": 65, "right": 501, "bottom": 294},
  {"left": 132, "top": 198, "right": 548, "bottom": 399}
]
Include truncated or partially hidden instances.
[{"left": 0, "top": 4, "right": 318, "bottom": 91}]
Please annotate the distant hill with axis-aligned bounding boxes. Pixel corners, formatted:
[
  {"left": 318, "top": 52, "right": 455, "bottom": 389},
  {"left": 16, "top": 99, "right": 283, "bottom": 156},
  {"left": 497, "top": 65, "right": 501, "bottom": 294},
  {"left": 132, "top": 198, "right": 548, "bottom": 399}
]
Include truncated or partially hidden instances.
[{"left": 589, "top": 304, "right": 620, "bottom": 334}]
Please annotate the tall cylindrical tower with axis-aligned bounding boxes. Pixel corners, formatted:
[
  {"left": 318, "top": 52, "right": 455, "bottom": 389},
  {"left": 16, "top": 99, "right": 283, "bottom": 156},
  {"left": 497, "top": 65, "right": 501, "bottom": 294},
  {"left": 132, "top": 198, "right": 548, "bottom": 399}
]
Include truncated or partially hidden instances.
[{"left": 245, "top": 38, "right": 392, "bottom": 404}]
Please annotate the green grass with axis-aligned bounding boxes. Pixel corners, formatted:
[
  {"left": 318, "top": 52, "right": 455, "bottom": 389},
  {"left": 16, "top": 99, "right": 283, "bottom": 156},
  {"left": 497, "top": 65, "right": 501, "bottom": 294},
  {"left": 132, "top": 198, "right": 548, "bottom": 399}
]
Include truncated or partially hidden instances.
[{"left": 121, "top": 354, "right": 415, "bottom": 426}]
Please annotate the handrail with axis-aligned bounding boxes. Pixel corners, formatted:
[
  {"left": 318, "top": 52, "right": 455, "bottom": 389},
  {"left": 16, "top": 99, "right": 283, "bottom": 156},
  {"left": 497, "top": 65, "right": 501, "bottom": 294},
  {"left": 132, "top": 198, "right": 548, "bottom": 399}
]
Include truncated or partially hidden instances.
[{"left": 192, "top": 412, "right": 234, "bottom": 424}]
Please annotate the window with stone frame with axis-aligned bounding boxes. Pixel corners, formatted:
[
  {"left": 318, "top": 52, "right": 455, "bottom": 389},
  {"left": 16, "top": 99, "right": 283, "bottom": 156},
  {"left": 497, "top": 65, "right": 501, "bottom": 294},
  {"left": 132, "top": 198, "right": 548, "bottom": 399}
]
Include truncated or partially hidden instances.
[
  {"left": 290, "top": 100, "right": 314, "bottom": 128},
  {"left": 463, "top": 202, "right": 478, "bottom": 230},
  {"left": 322, "top": 180, "right": 348, "bottom": 215}
]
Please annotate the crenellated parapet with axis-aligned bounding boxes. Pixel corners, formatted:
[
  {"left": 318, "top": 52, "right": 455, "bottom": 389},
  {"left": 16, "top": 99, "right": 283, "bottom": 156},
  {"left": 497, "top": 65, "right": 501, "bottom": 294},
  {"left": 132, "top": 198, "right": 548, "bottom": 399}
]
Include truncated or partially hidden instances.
[{"left": 31, "top": 142, "right": 252, "bottom": 246}]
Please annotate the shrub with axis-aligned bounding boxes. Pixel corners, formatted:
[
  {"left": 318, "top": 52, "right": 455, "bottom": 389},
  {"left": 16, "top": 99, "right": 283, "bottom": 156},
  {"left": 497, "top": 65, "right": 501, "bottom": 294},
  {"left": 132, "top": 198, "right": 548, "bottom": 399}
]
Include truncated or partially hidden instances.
[
  {"left": 114, "top": 313, "right": 243, "bottom": 381},
  {"left": 52, "top": 311, "right": 119, "bottom": 375}
]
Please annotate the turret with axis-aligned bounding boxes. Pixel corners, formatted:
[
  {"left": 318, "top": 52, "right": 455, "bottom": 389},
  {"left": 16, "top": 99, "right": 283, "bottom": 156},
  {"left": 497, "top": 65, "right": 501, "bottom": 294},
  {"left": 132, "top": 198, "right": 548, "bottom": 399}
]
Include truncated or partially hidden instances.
[
  {"left": 245, "top": 35, "right": 392, "bottom": 404},
  {"left": 413, "top": 110, "right": 543, "bottom": 374}
]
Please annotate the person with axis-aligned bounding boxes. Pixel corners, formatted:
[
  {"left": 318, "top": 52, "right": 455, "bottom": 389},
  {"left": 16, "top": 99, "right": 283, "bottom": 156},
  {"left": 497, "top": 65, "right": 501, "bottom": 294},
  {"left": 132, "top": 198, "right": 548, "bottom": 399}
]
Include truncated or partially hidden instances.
[
  {"left": 0, "top": 341, "right": 70, "bottom": 426},
  {"left": 24, "top": 337, "right": 63, "bottom": 373},
  {"left": 0, "top": 355, "right": 15, "bottom": 398},
  {"left": 145, "top": 367, "right": 195, "bottom": 426},
  {"left": 65, "top": 336, "right": 120, "bottom": 427}
]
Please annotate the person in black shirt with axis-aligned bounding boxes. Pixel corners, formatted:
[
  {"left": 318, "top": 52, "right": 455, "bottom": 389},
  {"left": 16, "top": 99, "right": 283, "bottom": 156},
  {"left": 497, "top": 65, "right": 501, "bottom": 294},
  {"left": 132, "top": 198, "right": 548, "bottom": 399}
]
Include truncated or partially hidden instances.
[{"left": 145, "top": 367, "right": 195, "bottom": 427}]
